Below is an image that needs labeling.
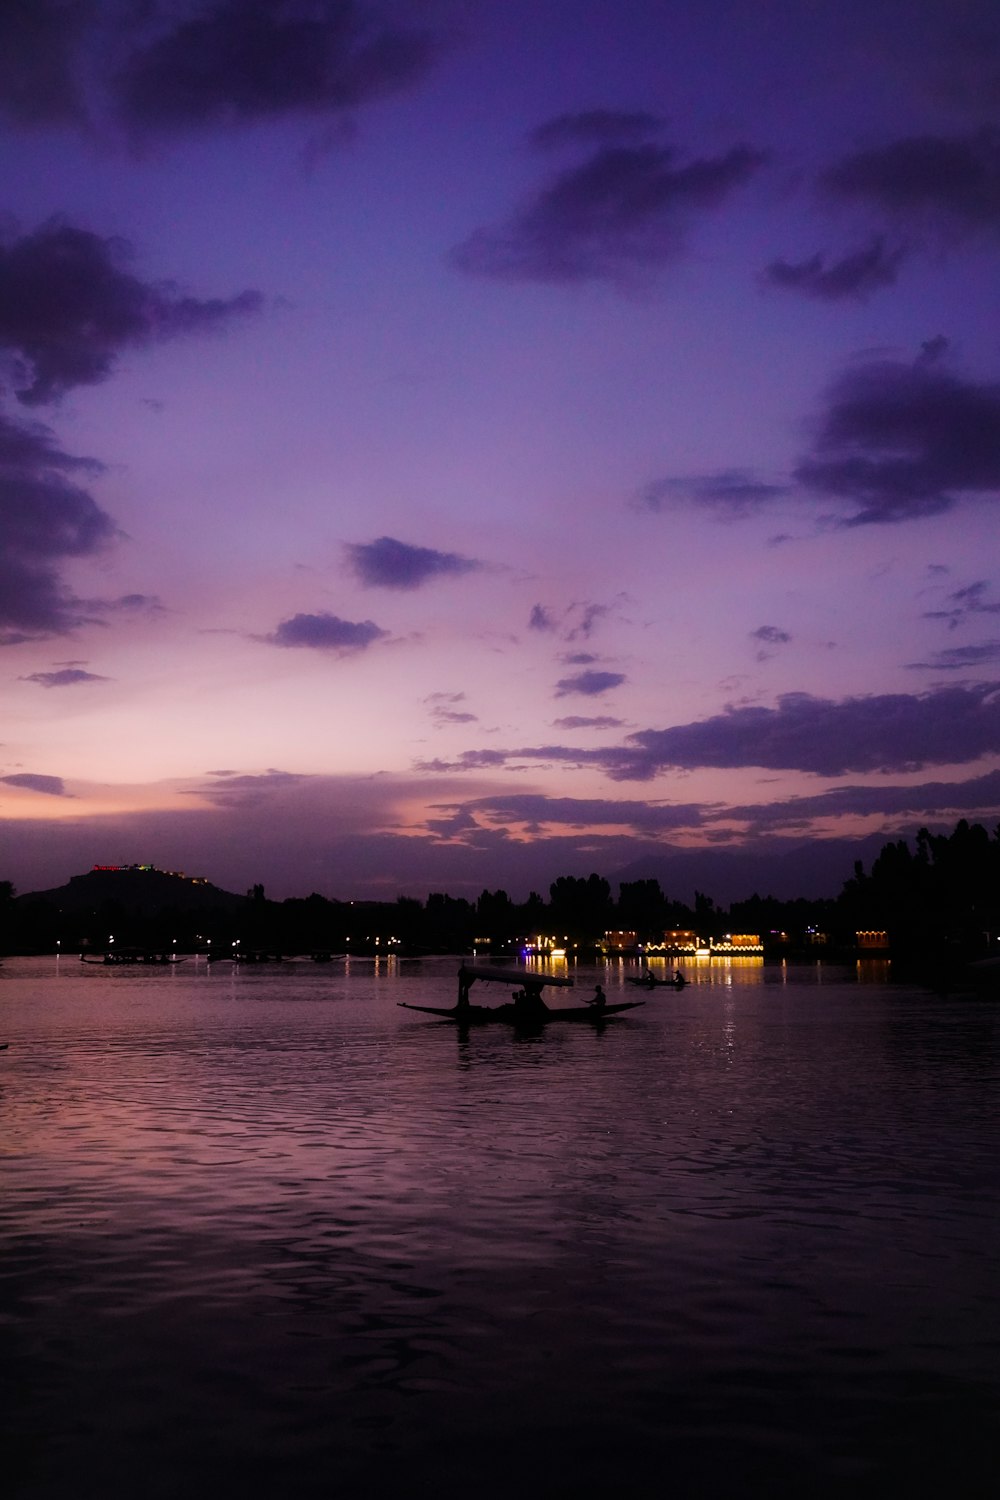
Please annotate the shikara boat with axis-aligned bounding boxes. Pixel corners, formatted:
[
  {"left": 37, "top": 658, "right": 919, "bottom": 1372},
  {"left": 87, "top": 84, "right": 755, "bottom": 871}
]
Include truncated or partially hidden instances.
[
  {"left": 81, "top": 950, "right": 186, "bottom": 966},
  {"left": 626, "top": 970, "right": 686, "bottom": 990},
  {"left": 398, "top": 964, "right": 644, "bottom": 1025}
]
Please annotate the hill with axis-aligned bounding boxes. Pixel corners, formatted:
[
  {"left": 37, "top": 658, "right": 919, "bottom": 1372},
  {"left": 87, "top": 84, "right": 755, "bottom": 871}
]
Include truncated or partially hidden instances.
[{"left": 17, "top": 864, "right": 246, "bottom": 916}]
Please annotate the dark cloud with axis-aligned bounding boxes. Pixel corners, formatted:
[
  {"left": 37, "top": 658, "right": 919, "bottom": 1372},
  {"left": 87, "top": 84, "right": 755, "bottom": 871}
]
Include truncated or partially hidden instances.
[
  {"left": 823, "top": 126, "right": 1000, "bottom": 235},
  {"left": 1, "top": 772, "right": 67, "bottom": 796},
  {"left": 72, "top": 591, "right": 165, "bottom": 619},
  {"left": 721, "top": 769, "right": 1000, "bottom": 831},
  {"left": 613, "top": 683, "right": 1000, "bottom": 779},
  {"left": 751, "top": 625, "right": 791, "bottom": 663},
  {"left": 0, "top": 407, "right": 101, "bottom": 474},
  {"left": 415, "top": 749, "right": 515, "bottom": 773},
  {"left": 265, "top": 611, "right": 387, "bottom": 651},
  {"left": 554, "top": 670, "right": 626, "bottom": 698},
  {"left": 345, "top": 535, "right": 480, "bottom": 590},
  {"left": 194, "top": 769, "right": 308, "bottom": 808},
  {"left": 553, "top": 715, "right": 624, "bottom": 730},
  {"left": 566, "top": 602, "right": 610, "bottom": 640},
  {"left": 421, "top": 683, "right": 1000, "bottom": 782},
  {"left": 528, "top": 109, "right": 666, "bottom": 151},
  {"left": 452, "top": 125, "right": 765, "bottom": 285},
  {"left": 112, "top": 0, "right": 438, "bottom": 136},
  {"left": 923, "top": 579, "right": 1000, "bottom": 629},
  {"left": 638, "top": 469, "right": 788, "bottom": 516},
  {"left": 99, "top": 592, "right": 164, "bottom": 614},
  {"left": 795, "top": 356, "right": 1000, "bottom": 525},
  {"left": 20, "top": 667, "right": 109, "bottom": 687},
  {"left": 907, "top": 641, "right": 1000, "bottom": 670},
  {"left": 439, "top": 793, "right": 703, "bottom": 836},
  {"left": 763, "top": 237, "right": 908, "bottom": 300},
  {"left": 0, "top": 410, "right": 118, "bottom": 638},
  {"left": 529, "top": 603, "right": 555, "bottom": 632},
  {"left": 425, "top": 692, "right": 477, "bottom": 727},
  {"left": 0, "top": 220, "right": 262, "bottom": 405},
  {"left": 918, "top": 335, "right": 950, "bottom": 366},
  {"left": 0, "top": 0, "right": 91, "bottom": 128}
]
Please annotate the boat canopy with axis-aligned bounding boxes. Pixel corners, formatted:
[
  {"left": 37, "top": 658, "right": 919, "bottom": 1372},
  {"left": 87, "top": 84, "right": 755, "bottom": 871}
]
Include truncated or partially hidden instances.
[{"left": 457, "top": 963, "right": 574, "bottom": 990}]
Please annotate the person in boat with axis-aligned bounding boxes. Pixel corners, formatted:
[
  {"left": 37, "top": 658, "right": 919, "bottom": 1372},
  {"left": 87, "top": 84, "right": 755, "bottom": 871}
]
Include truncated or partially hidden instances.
[
  {"left": 589, "top": 983, "right": 607, "bottom": 1011},
  {"left": 512, "top": 983, "right": 548, "bottom": 1018}
]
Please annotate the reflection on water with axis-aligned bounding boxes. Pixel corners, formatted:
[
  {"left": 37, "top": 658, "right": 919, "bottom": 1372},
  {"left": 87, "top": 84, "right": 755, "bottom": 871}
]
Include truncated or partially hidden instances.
[
  {"left": 857, "top": 957, "right": 893, "bottom": 984},
  {"left": 2, "top": 956, "right": 999, "bottom": 1499}
]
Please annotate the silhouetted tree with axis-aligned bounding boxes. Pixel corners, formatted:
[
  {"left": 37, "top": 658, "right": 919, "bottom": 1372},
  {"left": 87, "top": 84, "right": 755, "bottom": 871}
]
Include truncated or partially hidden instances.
[
  {"left": 548, "top": 873, "right": 612, "bottom": 944},
  {"left": 617, "top": 878, "right": 668, "bottom": 938},
  {"left": 476, "top": 888, "right": 518, "bottom": 941}
]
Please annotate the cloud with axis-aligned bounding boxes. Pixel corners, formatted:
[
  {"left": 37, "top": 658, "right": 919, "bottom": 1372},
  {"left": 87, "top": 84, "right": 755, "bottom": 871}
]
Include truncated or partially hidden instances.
[
  {"left": 421, "top": 683, "right": 1000, "bottom": 782},
  {"left": 763, "top": 237, "right": 908, "bottom": 300},
  {"left": 923, "top": 579, "right": 1000, "bottom": 629},
  {"left": 554, "top": 670, "right": 626, "bottom": 698},
  {"left": 751, "top": 625, "right": 791, "bottom": 662},
  {"left": 752, "top": 626, "right": 791, "bottom": 647},
  {"left": 434, "top": 792, "right": 704, "bottom": 837},
  {"left": 425, "top": 691, "right": 477, "bottom": 727},
  {"left": 553, "top": 716, "right": 625, "bottom": 730},
  {"left": 795, "top": 355, "right": 1000, "bottom": 524},
  {"left": 721, "top": 768, "right": 1000, "bottom": 831},
  {"left": 614, "top": 683, "right": 1000, "bottom": 779},
  {"left": 566, "top": 602, "right": 611, "bottom": 640},
  {"left": 0, "top": 0, "right": 91, "bottom": 128},
  {"left": 823, "top": 125, "right": 1000, "bottom": 236},
  {"left": 345, "top": 535, "right": 480, "bottom": 590},
  {"left": 84, "top": 592, "right": 165, "bottom": 616},
  {"left": 112, "top": 0, "right": 438, "bottom": 136},
  {"left": 194, "top": 769, "right": 308, "bottom": 808},
  {"left": 638, "top": 469, "right": 788, "bottom": 516},
  {"left": 907, "top": 641, "right": 1000, "bottom": 670},
  {"left": 1, "top": 772, "right": 68, "bottom": 796},
  {"left": 917, "top": 335, "right": 950, "bottom": 366},
  {"left": 0, "top": 410, "right": 118, "bottom": 638},
  {"left": 416, "top": 749, "right": 514, "bottom": 773},
  {"left": 20, "top": 668, "right": 109, "bottom": 687},
  {"left": 452, "top": 119, "right": 765, "bottom": 285},
  {"left": 529, "top": 603, "right": 555, "bottom": 632},
  {"left": 0, "top": 220, "right": 262, "bottom": 405},
  {"left": 264, "top": 611, "right": 387, "bottom": 651}
]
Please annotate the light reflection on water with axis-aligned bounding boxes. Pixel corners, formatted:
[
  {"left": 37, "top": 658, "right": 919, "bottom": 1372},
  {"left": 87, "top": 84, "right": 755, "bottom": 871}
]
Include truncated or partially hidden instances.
[{"left": 2, "top": 955, "right": 999, "bottom": 1498}]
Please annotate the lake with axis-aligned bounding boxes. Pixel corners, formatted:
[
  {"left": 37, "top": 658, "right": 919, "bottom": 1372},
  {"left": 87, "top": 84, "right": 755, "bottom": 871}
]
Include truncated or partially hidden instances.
[{"left": 2, "top": 954, "right": 998, "bottom": 1498}]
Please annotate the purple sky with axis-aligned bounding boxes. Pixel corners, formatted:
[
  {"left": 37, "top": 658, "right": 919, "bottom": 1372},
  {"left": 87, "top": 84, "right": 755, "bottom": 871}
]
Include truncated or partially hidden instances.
[{"left": 2, "top": 0, "right": 1000, "bottom": 903}]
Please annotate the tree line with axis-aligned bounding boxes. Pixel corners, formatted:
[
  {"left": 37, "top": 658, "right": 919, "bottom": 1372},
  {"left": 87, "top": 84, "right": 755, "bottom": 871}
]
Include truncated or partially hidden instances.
[{"left": 1, "top": 819, "right": 998, "bottom": 957}]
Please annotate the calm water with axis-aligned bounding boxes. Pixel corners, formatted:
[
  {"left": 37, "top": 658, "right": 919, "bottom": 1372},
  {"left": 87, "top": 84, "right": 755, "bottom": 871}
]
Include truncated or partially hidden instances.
[{"left": 2, "top": 955, "right": 998, "bottom": 1498}]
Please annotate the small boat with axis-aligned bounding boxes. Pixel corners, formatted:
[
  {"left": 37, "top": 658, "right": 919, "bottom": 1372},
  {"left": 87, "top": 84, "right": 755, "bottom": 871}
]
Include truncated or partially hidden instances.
[
  {"left": 81, "top": 950, "right": 186, "bottom": 966},
  {"left": 399, "top": 964, "right": 644, "bottom": 1025},
  {"left": 627, "top": 970, "right": 685, "bottom": 990}
]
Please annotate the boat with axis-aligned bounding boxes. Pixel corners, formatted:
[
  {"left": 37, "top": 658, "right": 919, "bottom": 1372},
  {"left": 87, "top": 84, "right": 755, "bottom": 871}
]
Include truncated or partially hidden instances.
[
  {"left": 81, "top": 950, "right": 186, "bottom": 966},
  {"left": 626, "top": 970, "right": 686, "bottom": 990},
  {"left": 398, "top": 964, "right": 644, "bottom": 1025}
]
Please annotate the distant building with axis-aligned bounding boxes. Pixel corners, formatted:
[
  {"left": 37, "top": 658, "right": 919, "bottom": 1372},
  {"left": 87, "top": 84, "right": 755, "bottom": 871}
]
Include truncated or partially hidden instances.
[
  {"left": 659, "top": 929, "right": 699, "bottom": 953},
  {"left": 90, "top": 863, "right": 208, "bottom": 885},
  {"left": 856, "top": 930, "right": 890, "bottom": 949},
  {"left": 713, "top": 933, "right": 763, "bottom": 952}
]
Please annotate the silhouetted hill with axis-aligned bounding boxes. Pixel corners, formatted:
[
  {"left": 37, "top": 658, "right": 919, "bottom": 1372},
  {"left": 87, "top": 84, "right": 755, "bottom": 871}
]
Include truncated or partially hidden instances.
[{"left": 18, "top": 866, "right": 246, "bottom": 915}]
